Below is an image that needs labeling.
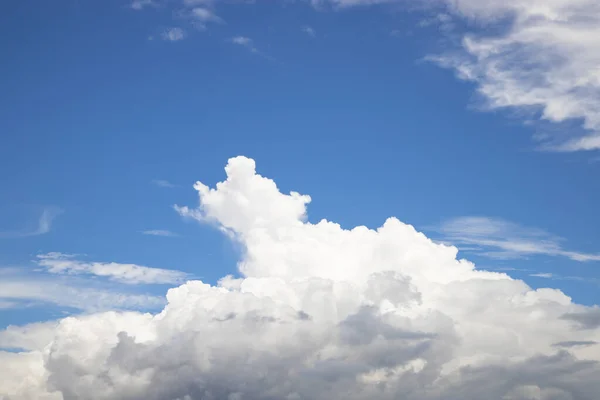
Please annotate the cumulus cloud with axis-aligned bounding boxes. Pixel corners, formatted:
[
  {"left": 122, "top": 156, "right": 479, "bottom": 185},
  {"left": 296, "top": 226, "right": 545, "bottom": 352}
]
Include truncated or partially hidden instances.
[
  {"left": 438, "top": 216, "right": 600, "bottom": 261},
  {"left": 37, "top": 253, "right": 186, "bottom": 285},
  {"left": 2, "top": 156, "right": 600, "bottom": 399}
]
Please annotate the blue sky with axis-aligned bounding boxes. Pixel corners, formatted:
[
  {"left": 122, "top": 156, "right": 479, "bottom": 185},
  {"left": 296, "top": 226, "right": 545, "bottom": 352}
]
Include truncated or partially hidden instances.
[{"left": 1, "top": 0, "right": 600, "bottom": 331}]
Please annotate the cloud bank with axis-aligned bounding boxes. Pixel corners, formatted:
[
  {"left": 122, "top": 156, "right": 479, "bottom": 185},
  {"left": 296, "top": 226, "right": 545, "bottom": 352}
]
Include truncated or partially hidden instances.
[{"left": 2, "top": 156, "right": 600, "bottom": 399}]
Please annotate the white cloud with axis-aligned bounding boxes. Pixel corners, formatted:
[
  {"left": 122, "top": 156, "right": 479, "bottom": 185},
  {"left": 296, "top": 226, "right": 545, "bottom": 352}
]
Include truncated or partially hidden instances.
[
  {"left": 0, "top": 300, "right": 19, "bottom": 309},
  {"left": 137, "top": 0, "right": 600, "bottom": 151},
  {"left": 531, "top": 273, "right": 555, "bottom": 279},
  {"left": 130, "top": 0, "right": 156, "bottom": 10},
  {"left": 231, "top": 36, "right": 253, "bottom": 46},
  {"left": 228, "top": 36, "right": 275, "bottom": 60},
  {"left": 0, "top": 321, "right": 60, "bottom": 351},
  {"left": 312, "top": 0, "right": 600, "bottom": 151},
  {"left": 0, "top": 276, "right": 164, "bottom": 312},
  {"left": 36, "top": 253, "right": 186, "bottom": 285},
  {"left": 184, "top": 6, "right": 223, "bottom": 30},
  {"left": 161, "top": 27, "right": 186, "bottom": 41},
  {"left": 3, "top": 156, "right": 600, "bottom": 399},
  {"left": 302, "top": 25, "right": 316, "bottom": 37},
  {"left": 190, "top": 7, "right": 221, "bottom": 22},
  {"left": 0, "top": 206, "right": 62, "bottom": 239},
  {"left": 151, "top": 179, "right": 176, "bottom": 188},
  {"left": 141, "top": 229, "right": 178, "bottom": 237},
  {"left": 230, "top": 36, "right": 260, "bottom": 54},
  {"left": 183, "top": 0, "right": 214, "bottom": 5},
  {"left": 424, "top": 0, "right": 600, "bottom": 151},
  {"left": 438, "top": 216, "right": 600, "bottom": 262}
]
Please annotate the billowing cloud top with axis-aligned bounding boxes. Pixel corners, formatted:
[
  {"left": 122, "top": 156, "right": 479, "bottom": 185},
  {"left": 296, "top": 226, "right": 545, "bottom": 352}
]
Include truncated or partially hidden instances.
[{"left": 2, "top": 156, "right": 600, "bottom": 400}]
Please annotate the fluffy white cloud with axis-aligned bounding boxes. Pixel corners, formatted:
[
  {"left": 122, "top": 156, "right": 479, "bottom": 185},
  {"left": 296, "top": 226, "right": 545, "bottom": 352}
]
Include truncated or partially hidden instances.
[
  {"left": 37, "top": 253, "right": 187, "bottom": 285},
  {"left": 2, "top": 156, "right": 600, "bottom": 399}
]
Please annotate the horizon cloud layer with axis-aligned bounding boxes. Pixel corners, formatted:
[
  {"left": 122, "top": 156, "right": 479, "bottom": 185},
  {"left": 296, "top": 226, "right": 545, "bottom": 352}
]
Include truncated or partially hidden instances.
[{"left": 1, "top": 156, "right": 600, "bottom": 400}]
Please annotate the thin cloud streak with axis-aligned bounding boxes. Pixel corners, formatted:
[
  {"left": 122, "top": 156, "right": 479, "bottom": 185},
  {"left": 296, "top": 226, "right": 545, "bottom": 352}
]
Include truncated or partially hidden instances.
[
  {"left": 130, "top": 0, "right": 156, "bottom": 10},
  {"left": 438, "top": 216, "right": 600, "bottom": 262},
  {"left": 229, "top": 36, "right": 276, "bottom": 62},
  {"left": 302, "top": 25, "right": 316, "bottom": 37},
  {"left": 0, "top": 207, "right": 63, "bottom": 239},
  {"left": 36, "top": 253, "right": 187, "bottom": 285},
  {"left": 0, "top": 277, "right": 164, "bottom": 312},
  {"left": 152, "top": 179, "right": 177, "bottom": 188},
  {"left": 141, "top": 229, "right": 179, "bottom": 237},
  {"left": 161, "top": 27, "right": 186, "bottom": 41}
]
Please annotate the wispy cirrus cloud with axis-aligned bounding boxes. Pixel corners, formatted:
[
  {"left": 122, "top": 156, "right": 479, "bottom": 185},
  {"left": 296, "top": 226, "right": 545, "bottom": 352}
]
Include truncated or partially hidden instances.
[
  {"left": 152, "top": 179, "right": 177, "bottom": 188},
  {"left": 0, "top": 206, "right": 62, "bottom": 239},
  {"left": 0, "top": 300, "right": 19, "bottom": 310},
  {"left": 302, "top": 25, "right": 316, "bottom": 37},
  {"left": 183, "top": 0, "right": 214, "bottom": 5},
  {"left": 130, "top": 0, "right": 600, "bottom": 151},
  {"left": 437, "top": 216, "right": 600, "bottom": 262},
  {"left": 531, "top": 272, "right": 555, "bottom": 279},
  {"left": 36, "top": 253, "right": 187, "bottom": 285},
  {"left": 231, "top": 36, "right": 254, "bottom": 47},
  {"left": 161, "top": 27, "right": 186, "bottom": 41},
  {"left": 423, "top": 0, "right": 600, "bottom": 152},
  {"left": 130, "top": 0, "right": 156, "bottom": 10},
  {"left": 229, "top": 36, "right": 275, "bottom": 61},
  {"left": 189, "top": 6, "right": 222, "bottom": 28},
  {"left": 302, "top": 0, "right": 600, "bottom": 152},
  {"left": 0, "top": 275, "right": 164, "bottom": 312},
  {"left": 529, "top": 272, "right": 600, "bottom": 286},
  {"left": 141, "top": 229, "right": 178, "bottom": 237}
]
